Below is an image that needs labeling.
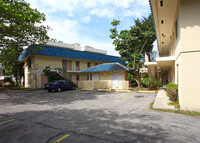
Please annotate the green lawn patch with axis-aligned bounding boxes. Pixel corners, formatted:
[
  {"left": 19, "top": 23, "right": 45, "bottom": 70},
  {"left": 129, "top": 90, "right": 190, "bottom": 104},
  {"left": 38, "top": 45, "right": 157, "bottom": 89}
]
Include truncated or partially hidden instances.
[
  {"left": 8, "top": 86, "right": 42, "bottom": 91},
  {"left": 150, "top": 101, "right": 200, "bottom": 116}
]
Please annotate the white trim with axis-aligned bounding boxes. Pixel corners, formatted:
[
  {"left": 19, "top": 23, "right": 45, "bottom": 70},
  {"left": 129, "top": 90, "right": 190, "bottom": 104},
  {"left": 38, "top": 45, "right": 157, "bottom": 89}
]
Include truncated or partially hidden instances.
[
  {"left": 35, "top": 70, "right": 59, "bottom": 73},
  {"left": 67, "top": 70, "right": 81, "bottom": 73},
  {"left": 116, "top": 62, "right": 129, "bottom": 71},
  {"left": 156, "top": 56, "right": 175, "bottom": 62},
  {"left": 144, "top": 62, "right": 157, "bottom": 66}
]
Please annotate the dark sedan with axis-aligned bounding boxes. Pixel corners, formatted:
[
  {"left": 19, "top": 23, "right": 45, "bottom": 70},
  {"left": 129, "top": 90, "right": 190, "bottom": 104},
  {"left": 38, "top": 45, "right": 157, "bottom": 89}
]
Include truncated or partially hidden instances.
[{"left": 44, "top": 80, "right": 77, "bottom": 92}]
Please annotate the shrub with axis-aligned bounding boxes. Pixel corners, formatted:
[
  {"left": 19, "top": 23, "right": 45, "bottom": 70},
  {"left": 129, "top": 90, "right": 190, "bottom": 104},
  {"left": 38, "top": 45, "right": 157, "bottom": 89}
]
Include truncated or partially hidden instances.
[
  {"left": 43, "top": 66, "right": 65, "bottom": 82},
  {"left": 3, "top": 77, "right": 13, "bottom": 83},
  {"left": 142, "top": 78, "right": 162, "bottom": 90},
  {"left": 166, "top": 83, "right": 178, "bottom": 102}
]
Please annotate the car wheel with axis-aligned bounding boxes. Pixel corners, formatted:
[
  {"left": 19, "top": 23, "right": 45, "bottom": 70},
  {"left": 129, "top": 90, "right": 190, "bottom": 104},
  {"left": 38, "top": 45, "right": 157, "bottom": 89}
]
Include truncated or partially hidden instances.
[
  {"left": 72, "top": 86, "right": 75, "bottom": 90},
  {"left": 48, "top": 90, "right": 51, "bottom": 92},
  {"left": 57, "top": 87, "right": 61, "bottom": 92}
]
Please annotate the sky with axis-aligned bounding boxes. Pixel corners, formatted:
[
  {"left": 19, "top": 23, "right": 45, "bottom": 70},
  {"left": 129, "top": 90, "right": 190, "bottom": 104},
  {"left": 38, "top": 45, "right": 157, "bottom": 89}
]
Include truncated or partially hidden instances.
[{"left": 26, "top": 0, "right": 155, "bottom": 56}]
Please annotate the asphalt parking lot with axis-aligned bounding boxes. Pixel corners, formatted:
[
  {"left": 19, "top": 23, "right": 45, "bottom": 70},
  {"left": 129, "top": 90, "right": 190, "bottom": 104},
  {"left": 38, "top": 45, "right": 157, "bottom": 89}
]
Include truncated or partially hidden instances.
[{"left": 0, "top": 90, "right": 200, "bottom": 143}]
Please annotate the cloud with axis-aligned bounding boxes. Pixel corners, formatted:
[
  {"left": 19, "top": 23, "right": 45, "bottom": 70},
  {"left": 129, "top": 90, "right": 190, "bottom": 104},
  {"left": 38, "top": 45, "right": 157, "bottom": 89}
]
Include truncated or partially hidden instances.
[
  {"left": 124, "top": 10, "right": 143, "bottom": 17},
  {"left": 80, "top": 16, "right": 90, "bottom": 23},
  {"left": 44, "top": 17, "right": 80, "bottom": 43},
  {"left": 27, "top": 0, "right": 146, "bottom": 17},
  {"left": 26, "top": 0, "right": 151, "bottom": 56},
  {"left": 90, "top": 8, "right": 115, "bottom": 18}
]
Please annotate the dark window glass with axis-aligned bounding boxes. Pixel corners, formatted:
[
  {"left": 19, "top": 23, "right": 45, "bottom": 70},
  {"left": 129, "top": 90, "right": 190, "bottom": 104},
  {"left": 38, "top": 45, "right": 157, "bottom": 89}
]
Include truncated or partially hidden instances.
[
  {"left": 87, "top": 62, "right": 91, "bottom": 68},
  {"left": 160, "top": 0, "right": 163, "bottom": 7},
  {"left": 76, "top": 75, "right": 80, "bottom": 80},
  {"left": 76, "top": 61, "right": 79, "bottom": 67}
]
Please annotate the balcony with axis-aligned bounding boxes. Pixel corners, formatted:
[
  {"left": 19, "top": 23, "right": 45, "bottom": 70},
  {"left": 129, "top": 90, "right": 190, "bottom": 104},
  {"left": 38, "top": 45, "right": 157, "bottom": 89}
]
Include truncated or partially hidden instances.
[
  {"left": 144, "top": 52, "right": 175, "bottom": 68},
  {"left": 144, "top": 52, "right": 157, "bottom": 66},
  {"left": 156, "top": 56, "right": 175, "bottom": 67}
]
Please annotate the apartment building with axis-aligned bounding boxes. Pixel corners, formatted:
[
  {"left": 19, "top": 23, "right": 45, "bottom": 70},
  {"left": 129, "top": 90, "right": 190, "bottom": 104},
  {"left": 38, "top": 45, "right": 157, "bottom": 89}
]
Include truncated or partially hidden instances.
[
  {"left": 145, "top": 0, "right": 200, "bottom": 111},
  {"left": 19, "top": 42, "right": 124, "bottom": 88}
]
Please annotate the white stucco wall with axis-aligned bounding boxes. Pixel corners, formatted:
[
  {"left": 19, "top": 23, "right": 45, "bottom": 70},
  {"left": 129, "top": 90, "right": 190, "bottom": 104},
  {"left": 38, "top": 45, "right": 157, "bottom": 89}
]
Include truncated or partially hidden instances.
[{"left": 175, "top": 0, "right": 200, "bottom": 111}]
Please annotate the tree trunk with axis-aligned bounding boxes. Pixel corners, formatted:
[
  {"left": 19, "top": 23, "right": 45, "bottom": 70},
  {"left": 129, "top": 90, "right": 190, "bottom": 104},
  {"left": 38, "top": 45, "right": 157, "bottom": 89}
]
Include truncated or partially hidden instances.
[{"left": 134, "top": 72, "right": 142, "bottom": 88}]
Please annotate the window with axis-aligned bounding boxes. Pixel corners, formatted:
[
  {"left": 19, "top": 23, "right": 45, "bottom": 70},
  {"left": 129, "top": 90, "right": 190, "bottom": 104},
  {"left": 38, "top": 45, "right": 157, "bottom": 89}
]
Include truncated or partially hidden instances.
[
  {"left": 161, "top": 20, "right": 164, "bottom": 24},
  {"left": 160, "top": 0, "right": 163, "bottom": 7},
  {"left": 76, "top": 61, "right": 80, "bottom": 71},
  {"left": 87, "top": 62, "right": 91, "bottom": 68},
  {"left": 62, "top": 60, "right": 67, "bottom": 71},
  {"left": 76, "top": 75, "right": 80, "bottom": 81},
  {"left": 87, "top": 75, "right": 89, "bottom": 80},
  {"left": 76, "top": 61, "right": 79, "bottom": 67}
]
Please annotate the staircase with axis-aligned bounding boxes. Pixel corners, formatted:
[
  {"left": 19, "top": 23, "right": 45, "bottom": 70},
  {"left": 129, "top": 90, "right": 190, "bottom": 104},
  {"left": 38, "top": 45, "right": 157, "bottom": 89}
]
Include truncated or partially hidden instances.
[{"left": 57, "top": 70, "right": 77, "bottom": 86}]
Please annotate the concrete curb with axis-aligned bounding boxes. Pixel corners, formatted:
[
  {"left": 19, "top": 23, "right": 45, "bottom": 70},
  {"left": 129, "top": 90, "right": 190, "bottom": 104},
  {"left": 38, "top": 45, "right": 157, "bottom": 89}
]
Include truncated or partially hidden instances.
[
  {"left": 138, "top": 90, "right": 157, "bottom": 93},
  {"left": 97, "top": 89, "right": 112, "bottom": 92},
  {"left": 81, "top": 89, "right": 94, "bottom": 91},
  {"left": 115, "top": 89, "right": 131, "bottom": 92}
]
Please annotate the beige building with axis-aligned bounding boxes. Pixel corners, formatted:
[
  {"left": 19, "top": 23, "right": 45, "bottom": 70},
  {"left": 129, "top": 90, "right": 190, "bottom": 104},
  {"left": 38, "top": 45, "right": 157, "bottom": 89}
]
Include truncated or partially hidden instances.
[
  {"left": 19, "top": 42, "right": 125, "bottom": 89},
  {"left": 146, "top": 0, "right": 200, "bottom": 111},
  {"left": 78, "top": 63, "right": 129, "bottom": 90}
]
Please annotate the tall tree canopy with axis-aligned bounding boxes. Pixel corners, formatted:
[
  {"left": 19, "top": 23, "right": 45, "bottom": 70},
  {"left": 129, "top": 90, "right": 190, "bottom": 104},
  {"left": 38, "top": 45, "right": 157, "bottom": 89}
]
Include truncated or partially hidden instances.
[
  {"left": 0, "top": 0, "right": 51, "bottom": 85},
  {"left": 110, "top": 14, "right": 156, "bottom": 87},
  {"left": 0, "top": 0, "right": 51, "bottom": 47}
]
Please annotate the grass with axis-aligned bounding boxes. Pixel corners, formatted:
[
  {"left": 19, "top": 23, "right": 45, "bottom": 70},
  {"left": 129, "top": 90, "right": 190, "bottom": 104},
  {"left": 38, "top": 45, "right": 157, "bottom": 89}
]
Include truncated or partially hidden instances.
[
  {"left": 8, "top": 86, "right": 43, "bottom": 91},
  {"left": 150, "top": 100, "right": 200, "bottom": 116},
  {"left": 168, "top": 102, "right": 174, "bottom": 106}
]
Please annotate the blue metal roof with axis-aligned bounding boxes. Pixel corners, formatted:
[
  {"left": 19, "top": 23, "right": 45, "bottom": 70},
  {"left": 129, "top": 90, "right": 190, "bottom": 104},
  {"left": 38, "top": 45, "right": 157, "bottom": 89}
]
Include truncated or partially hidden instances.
[
  {"left": 82, "top": 62, "right": 129, "bottom": 73},
  {"left": 19, "top": 45, "right": 125, "bottom": 64}
]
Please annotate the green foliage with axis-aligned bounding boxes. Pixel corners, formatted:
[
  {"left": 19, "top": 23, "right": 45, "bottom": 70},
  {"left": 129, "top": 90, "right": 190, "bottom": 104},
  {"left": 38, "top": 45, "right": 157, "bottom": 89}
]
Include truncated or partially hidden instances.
[
  {"left": 3, "top": 77, "right": 13, "bottom": 84},
  {"left": 0, "top": 0, "right": 53, "bottom": 86},
  {"left": 142, "top": 78, "right": 162, "bottom": 90},
  {"left": 110, "top": 14, "right": 156, "bottom": 87},
  {"left": 8, "top": 86, "right": 42, "bottom": 90},
  {"left": 43, "top": 66, "right": 65, "bottom": 82},
  {"left": 166, "top": 83, "right": 178, "bottom": 102},
  {"left": 0, "top": 46, "right": 24, "bottom": 84},
  {"left": 0, "top": 0, "right": 51, "bottom": 47},
  {"left": 141, "top": 73, "right": 148, "bottom": 78}
]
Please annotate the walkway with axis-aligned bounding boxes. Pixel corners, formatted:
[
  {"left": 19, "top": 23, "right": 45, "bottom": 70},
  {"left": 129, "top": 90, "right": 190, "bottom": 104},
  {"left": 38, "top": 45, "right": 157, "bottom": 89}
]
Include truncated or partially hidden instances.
[{"left": 153, "top": 87, "right": 175, "bottom": 110}]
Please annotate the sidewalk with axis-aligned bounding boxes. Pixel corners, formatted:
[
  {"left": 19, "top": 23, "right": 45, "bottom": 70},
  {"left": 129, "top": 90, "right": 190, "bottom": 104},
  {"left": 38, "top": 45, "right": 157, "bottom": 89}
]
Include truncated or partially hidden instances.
[{"left": 153, "top": 87, "right": 175, "bottom": 110}]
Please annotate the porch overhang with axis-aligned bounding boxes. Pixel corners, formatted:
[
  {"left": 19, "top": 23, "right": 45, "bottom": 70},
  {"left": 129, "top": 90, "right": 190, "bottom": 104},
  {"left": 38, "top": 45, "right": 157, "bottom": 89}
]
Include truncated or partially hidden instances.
[
  {"left": 144, "top": 62, "right": 157, "bottom": 67},
  {"left": 150, "top": 0, "right": 178, "bottom": 56},
  {"left": 156, "top": 56, "right": 175, "bottom": 67}
]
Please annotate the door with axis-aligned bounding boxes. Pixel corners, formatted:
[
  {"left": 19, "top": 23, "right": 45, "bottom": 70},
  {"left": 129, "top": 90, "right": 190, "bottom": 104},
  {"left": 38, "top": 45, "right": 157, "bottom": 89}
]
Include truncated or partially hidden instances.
[
  {"left": 41, "top": 74, "right": 48, "bottom": 88},
  {"left": 67, "top": 60, "right": 72, "bottom": 70},
  {"left": 92, "top": 73, "right": 100, "bottom": 81},
  {"left": 112, "top": 72, "right": 124, "bottom": 89}
]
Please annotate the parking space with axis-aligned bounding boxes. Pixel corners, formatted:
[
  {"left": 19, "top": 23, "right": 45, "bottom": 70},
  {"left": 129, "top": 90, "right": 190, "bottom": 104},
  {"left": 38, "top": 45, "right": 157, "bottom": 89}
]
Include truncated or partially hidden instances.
[{"left": 0, "top": 90, "right": 200, "bottom": 143}]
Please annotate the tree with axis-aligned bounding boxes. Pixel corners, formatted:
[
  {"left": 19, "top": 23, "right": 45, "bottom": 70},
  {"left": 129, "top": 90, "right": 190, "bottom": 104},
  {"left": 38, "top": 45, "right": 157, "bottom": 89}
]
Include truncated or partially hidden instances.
[
  {"left": 0, "top": 0, "right": 52, "bottom": 86},
  {"left": 110, "top": 14, "right": 156, "bottom": 88},
  {"left": 0, "top": 0, "right": 51, "bottom": 47},
  {"left": 0, "top": 46, "right": 24, "bottom": 85}
]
